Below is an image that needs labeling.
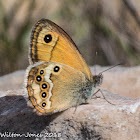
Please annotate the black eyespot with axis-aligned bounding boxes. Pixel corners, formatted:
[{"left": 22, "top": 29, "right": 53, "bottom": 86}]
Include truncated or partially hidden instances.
[
  {"left": 42, "top": 102, "right": 46, "bottom": 107},
  {"left": 42, "top": 92, "right": 47, "bottom": 98},
  {"left": 42, "top": 83, "right": 47, "bottom": 89},
  {"left": 54, "top": 66, "right": 60, "bottom": 72},
  {"left": 44, "top": 34, "right": 52, "bottom": 43},
  {"left": 40, "top": 70, "right": 44, "bottom": 75},
  {"left": 36, "top": 75, "right": 42, "bottom": 82}
]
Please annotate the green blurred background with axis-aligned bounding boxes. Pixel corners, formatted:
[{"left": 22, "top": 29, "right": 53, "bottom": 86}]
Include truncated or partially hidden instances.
[{"left": 0, "top": 0, "right": 140, "bottom": 76}]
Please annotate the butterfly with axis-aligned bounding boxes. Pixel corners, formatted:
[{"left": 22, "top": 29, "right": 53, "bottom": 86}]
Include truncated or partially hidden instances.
[{"left": 25, "top": 19, "right": 103, "bottom": 115}]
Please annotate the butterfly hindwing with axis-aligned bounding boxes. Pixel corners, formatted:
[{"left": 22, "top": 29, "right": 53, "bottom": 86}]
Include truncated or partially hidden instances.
[{"left": 25, "top": 61, "right": 93, "bottom": 114}]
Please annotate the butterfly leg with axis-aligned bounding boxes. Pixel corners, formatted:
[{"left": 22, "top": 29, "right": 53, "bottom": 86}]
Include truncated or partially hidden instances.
[
  {"left": 99, "top": 89, "right": 115, "bottom": 105},
  {"left": 91, "top": 89, "right": 101, "bottom": 99},
  {"left": 73, "top": 96, "right": 81, "bottom": 114},
  {"left": 92, "top": 89, "right": 115, "bottom": 105}
]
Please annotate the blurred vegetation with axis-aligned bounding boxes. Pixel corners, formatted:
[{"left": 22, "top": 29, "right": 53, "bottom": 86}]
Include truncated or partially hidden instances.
[{"left": 0, "top": 0, "right": 140, "bottom": 76}]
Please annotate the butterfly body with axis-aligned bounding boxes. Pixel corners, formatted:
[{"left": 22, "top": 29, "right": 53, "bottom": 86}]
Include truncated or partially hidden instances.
[{"left": 25, "top": 19, "right": 101, "bottom": 115}]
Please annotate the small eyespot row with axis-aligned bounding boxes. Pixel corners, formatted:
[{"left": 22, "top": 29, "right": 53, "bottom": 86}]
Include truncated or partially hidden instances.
[{"left": 34, "top": 70, "right": 49, "bottom": 108}]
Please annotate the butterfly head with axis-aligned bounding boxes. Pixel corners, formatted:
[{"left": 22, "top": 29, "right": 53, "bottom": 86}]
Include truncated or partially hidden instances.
[{"left": 93, "top": 74, "right": 103, "bottom": 87}]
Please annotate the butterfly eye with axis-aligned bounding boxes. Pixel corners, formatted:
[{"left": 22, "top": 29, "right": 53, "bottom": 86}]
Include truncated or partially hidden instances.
[
  {"left": 40, "top": 70, "right": 44, "bottom": 75},
  {"left": 54, "top": 66, "right": 60, "bottom": 72},
  {"left": 44, "top": 34, "right": 52, "bottom": 43},
  {"left": 42, "top": 102, "right": 46, "bottom": 107},
  {"left": 36, "top": 75, "right": 42, "bottom": 82},
  {"left": 42, "top": 83, "right": 47, "bottom": 89}
]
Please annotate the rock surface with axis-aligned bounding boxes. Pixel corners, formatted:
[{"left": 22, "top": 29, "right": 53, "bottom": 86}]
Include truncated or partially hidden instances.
[{"left": 0, "top": 66, "right": 140, "bottom": 140}]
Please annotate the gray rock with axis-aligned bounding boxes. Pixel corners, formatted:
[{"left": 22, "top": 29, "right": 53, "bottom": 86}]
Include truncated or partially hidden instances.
[{"left": 0, "top": 66, "right": 140, "bottom": 140}]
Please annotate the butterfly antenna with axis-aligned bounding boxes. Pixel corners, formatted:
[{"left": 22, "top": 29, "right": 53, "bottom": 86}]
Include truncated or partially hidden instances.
[{"left": 99, "top": 63, "right": 123, "bottom": 75}]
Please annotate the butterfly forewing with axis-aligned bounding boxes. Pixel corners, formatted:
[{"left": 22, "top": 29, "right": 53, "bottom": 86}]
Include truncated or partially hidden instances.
[{"left": 30, "top": 19, "right": 93, "bottom": 81}]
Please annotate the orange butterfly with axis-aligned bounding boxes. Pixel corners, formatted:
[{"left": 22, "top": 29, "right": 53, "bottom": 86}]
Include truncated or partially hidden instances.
[{"left": 25, "top": 19, "right": 102, "bottom": 114}]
